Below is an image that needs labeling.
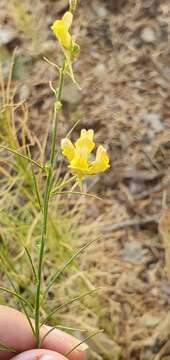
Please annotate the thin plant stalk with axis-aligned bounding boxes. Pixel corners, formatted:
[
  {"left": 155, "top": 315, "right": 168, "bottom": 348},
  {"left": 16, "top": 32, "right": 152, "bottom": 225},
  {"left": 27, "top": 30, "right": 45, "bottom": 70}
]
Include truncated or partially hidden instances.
[{"left": 34, "top": 61, "right": 65, "bottom": 347}]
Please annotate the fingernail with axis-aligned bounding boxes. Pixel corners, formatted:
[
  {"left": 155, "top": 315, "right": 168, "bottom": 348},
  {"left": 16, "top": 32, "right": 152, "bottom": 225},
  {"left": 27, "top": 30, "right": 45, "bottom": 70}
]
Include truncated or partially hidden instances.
[{"left": 40, "top": 355, "right": 57, "bottom": 360}]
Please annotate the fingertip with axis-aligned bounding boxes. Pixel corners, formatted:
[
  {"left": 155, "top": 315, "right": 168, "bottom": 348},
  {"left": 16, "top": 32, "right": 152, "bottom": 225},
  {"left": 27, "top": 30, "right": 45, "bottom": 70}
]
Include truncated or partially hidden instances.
[
  {"left": 11, "top": 349, "right": 67, "bottom": 360},
  {"left": 42, "top": 326, "right": 88, "bottom": 360}
]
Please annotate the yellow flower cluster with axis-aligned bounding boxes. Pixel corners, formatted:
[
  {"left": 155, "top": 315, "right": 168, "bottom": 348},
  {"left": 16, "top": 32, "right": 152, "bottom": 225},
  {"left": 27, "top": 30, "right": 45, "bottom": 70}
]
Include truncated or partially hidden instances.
[
  {"left": 51, "top": 11, "right": 79, "bottom": 82},
  {"left": 61, "top": 129, "right": 110, "bottom": 180}
]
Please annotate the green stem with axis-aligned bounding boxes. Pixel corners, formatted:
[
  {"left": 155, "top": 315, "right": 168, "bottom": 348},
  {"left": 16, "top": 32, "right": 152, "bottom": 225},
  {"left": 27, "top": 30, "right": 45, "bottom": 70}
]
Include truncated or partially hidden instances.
[{"left": 34, "top": 61, "right": 65, "bottom": 348}]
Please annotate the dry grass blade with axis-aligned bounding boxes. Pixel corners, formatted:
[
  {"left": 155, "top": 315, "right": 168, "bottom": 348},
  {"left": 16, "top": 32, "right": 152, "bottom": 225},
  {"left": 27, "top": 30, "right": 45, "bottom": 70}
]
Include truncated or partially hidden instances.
[{"left": 159, "top": 207, "right": 170, "bottom": 280}]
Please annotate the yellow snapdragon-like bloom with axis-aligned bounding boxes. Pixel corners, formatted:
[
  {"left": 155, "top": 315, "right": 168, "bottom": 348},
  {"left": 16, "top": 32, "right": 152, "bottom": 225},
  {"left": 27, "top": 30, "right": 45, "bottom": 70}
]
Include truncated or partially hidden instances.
[
  {"left": 51, "top": 12, "right": 79, "bottom": 83},
  {"left": 61, "top": 129, "right": 110, "bottom": 179},
  {"left": 51, "top": 12, "right": 73, "bottom": 50}
]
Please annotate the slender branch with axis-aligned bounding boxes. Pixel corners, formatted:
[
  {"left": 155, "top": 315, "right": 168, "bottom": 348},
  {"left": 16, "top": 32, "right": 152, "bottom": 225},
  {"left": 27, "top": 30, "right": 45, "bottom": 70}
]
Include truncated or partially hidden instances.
[
  {"left": 66, "top": 118, "right": 81, "bottom": 139},
  {"left": 52, "top": 190, "right": 102, "bottom": 200},
  {"left": 40, "top": 325, "right": 86, "bottom": 347},
  {"left": 27, "top": 146, "right": 42, "bottom": 211},
  {"left": 24, "top": 247, "right": 37, "bottom": 281},
  {"left": 45, "top": 239, "right": 95, "bottom": 296},
  {"left": 0, "top": 145, "right": 44, "bottom": 170},
  {"left": 101, "top": 214, "right": 159, "bottom": 234},
  {"left": 41, "top": 289, "right": 98, "bottom": 326},
  {"left": 65, "top": 329, "right": 103, "bottom": 356},
  {"left": 0, "top": 287, "right": 32, "bottom": 309},
  {"left": 52, "top": 175, "right": 76, "bottom": 193}
]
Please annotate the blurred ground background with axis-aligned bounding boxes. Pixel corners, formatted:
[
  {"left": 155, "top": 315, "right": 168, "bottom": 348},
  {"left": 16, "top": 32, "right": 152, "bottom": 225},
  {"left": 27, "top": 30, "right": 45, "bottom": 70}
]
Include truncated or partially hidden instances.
[{"left": 1, "top": 0, "right": 170, "bottom": 359}]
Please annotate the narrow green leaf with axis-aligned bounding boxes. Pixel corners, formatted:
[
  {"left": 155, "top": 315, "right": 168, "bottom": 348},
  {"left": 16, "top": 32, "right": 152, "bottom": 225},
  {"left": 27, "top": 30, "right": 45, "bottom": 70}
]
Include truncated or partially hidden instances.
[
  {"left": 40, "top": 325, "right": 86, "bottom": 347},
  {"left": 52, "top": 190, "right": 102, "bottom": 200},
  {"left": 65, "top": 329, "right": 103, "bottom": 356},
  {"left": 45, "top": 239, "right": 95, "bottom": 296},
  {"left": 41, "top": 289, "right": 98, "bottom": 326},
  {"left": 24, "top": 247, "right": 37, "bottom": 281},
  {"left": 27, "top": 146, "right": 42, "bottom": 211},
  {"left": 0, "top": 287, "right": 33, "bottom": 310},
  {"left": 0, "top": 145, "right": 44, "bottom": 170}
]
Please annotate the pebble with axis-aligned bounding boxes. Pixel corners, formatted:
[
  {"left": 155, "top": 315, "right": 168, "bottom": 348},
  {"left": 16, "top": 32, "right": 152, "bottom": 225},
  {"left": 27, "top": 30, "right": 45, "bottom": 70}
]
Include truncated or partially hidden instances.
[
  {"left": 143, "top": 112, "right": 164, "bottom": 133},
  {"left": 0, "top": 28, "right": 15, "bottom": 45},
  {"left": 94, "top": 63, "right": 107, "bottom": 80},
  {"left": 95, "top": 6, "right": 107, "bottom": 18},
  {"left": 140, "top": 313, "right": 161, "bottom": 328},
  {"left": 122, "top": 240, "right": 146, "bottom": 262},
  {"left": 141, "top": 27, "right": 156, "bottom": 43}
]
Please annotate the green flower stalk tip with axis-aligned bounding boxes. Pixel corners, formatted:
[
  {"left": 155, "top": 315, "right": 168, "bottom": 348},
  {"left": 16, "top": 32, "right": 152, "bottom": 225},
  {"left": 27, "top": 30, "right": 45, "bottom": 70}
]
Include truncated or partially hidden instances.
[{"left": 69, "top": 0, "right": 78, "bottom": 13}]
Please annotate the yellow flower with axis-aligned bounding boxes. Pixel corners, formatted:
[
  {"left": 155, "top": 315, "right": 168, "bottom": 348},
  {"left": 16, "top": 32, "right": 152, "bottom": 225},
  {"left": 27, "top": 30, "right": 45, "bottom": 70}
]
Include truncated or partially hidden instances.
[
  {"left": 61, "top": 138, "right": 75, "bottom": 161},
  {"left": 61, "top": 129, "right": 110, "bottom": 179},
  {"left": 51, "top": 12, "right": 79, "bottom": 83},
  {"left": 51, "top": 12, "right": 73, "bottom": 50}
]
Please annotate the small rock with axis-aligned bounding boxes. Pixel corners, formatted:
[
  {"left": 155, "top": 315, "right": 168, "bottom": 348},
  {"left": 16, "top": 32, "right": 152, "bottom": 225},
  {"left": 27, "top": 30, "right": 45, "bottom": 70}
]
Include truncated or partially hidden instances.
[
  {"left": 140, "top": 313, "right": 161, "bottom": 328},
  {"left": 61, "top": 80, "right": 82, "bottom": 105},
  {"left": 94, "top": 63, "right": 107, "bottom": 80},
  {"left": 0, "top": 28, "right": 15, "bottom": 45},
  {"left": 19, "top": 84, "right": 30, "bottom": 101},
  {"left": 122, "top": 240, "right": 146, "bottom": 261},
  {"left": 143, "top": 113, "right": 164, "bottom": 133},
  {"left": 141, "top": 27, "right": 156, "bottom": 43},
  {"left": 95, "top": 6, "right": 107, "bottom": 17}
]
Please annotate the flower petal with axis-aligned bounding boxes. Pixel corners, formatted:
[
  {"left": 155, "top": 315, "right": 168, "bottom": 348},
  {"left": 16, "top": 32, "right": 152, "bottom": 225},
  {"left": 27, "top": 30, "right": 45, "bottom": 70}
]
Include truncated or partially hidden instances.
[
  {"left": 61, "top": 138, "right": 75, "bottom": 161},
  {"left": 81, "top": 129, "right": 94, "bottom": 141},
  {"left": 75, "top": 129, "right": 95, "bottom": 157},
  {"left": 51, "top": 19, "right": 72, "bottom": 49},
  {"left": 89, "top": 145, "right": 110, "bottom": 174},
  {"left": 63, "top": 11, "right": 73, "bottom": 31}
]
